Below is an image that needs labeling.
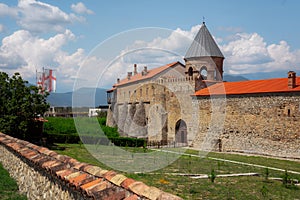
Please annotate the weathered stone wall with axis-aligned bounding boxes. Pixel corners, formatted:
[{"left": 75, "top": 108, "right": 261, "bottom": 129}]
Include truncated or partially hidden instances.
[
  {"left": 0, "top": 145, "right": 77, "bottom": 199},
  {"left": 0, "top": 132, "right": 182, "bottom": 200},
  {"left": 192, "top": 93, "right": 300, "bottom": 159},
  {"left": 106, "top": 60, "right": 300, "bottom": 159}
]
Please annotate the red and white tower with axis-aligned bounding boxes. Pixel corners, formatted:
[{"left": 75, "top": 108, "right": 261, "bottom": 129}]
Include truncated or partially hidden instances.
[{"left": 36, "top": 68, "right": 56, "bottom": 94}]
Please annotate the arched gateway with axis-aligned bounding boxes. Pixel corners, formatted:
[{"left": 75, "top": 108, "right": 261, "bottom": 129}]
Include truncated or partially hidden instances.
[{"left": 175, "top": 119, "right": 187, "bottom": 144}]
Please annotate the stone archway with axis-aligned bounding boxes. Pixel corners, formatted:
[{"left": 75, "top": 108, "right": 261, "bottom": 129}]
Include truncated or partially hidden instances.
[{"left": 175, "top": 119, "right": 187, "bottom": 144}]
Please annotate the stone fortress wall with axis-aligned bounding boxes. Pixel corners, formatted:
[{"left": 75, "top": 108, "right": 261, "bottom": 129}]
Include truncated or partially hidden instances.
[
  {"left": 0, "top": 132, "right": 181, "bottom": 200},
  {"left": 108, "top": 76, "right": 300, "bottom": 159},
  {"left": 192, "top": 93, "right": 300, "bottom": 159},
  {"left": 107, "top": 76, "right": 196, "bottom": 144}
]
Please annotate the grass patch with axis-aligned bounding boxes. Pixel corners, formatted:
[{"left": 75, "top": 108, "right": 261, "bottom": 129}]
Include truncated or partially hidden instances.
[
  {"left": 53, "top": 144, "right": 300, "bottom": 199},
  {"left": 0, "top": 162, "right": 27, "bottom": 200},
  {"left": 53, "top": 143, "right": 110, "bottom": 170}
]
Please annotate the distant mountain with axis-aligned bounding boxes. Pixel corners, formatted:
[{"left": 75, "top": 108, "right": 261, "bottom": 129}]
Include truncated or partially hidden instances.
[
  {"left": 46, "top": 72, "right": 287, "bottom": 107},
  {"left": 47, "top": 88, "right": 107, "bottom": 107},
  {"left": 223, "top": 74, "right": 248, "bottom": 82},
  {"left": 239, "top": 71, "right": 289, "bottom": 80}
]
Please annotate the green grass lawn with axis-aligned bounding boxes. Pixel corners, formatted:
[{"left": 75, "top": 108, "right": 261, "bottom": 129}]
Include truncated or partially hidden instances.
[
  {"left": 0, "top": 163, "right": 27, "bottom": 200},
  {"left": 53, "top": 143, "right": 300, "bottom": 199}
]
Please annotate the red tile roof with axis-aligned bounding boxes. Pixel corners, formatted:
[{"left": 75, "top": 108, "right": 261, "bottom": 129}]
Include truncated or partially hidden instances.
[
  {"left": 194, "top": 77, "right": 300, "bottom": 96},
  {"left": 114, "top": 61, "right": 184, "bottom": 87},
  {"left": 0, "top": 132, "right": 182, "bottom": 200}
]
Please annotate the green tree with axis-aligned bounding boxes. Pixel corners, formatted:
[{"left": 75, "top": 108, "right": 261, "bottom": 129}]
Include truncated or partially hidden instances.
[{"left": 0, "top": 72, "right": 49, "bottom": 140}]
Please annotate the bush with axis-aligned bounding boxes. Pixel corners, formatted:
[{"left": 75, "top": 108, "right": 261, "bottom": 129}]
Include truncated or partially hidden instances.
[
  {"left": 45, "top": 133, "right": 80, "bottom": 144},
  {"left": 45, "top": 132, "right": 145, "bottom": 147},
  {"left": 97, "top": 117, "right": 106, "bottom": 126},
  {"left": 110, "top": 137, "right": 146, "bottom": 147}
]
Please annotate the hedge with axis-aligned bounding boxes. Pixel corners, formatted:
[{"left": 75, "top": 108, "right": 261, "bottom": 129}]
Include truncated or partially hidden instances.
[{"left": 45, "top": 133, "right": 145, "bottom": 147}]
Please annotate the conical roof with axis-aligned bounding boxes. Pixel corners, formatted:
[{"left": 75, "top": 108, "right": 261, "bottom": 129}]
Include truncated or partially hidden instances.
[{"left": 185, "top": 22, "right": 224, "bottom": 59}]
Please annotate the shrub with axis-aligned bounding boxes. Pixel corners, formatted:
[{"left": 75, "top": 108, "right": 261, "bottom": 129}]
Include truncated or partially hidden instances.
[
  {"left": 97, "top": 117, "right": 106, "bottom": 126},
  {"left": 209, "top": 169, "right": 216, "bottom": 183},
  {"left": 264, "top": 167, "right": 269, "bottom": 181},
  {"left": 45, "top": 133, "right": 80, "bottom": 144},
  {"left": 109, "top": 137, "right": 145, "bottom": 147}
]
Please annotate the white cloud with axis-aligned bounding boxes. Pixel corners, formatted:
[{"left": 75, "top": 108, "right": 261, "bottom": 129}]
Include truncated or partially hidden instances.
[
  {"left": 17, "top": 0, "right": 83, "bottom": 33},
  {"left": 97, "top": 31, "right": 188, "bottom": 87},
  {"left": 71, "top": 2, "right": 93, "bottom": 15},
  {"left": 221, "top": 32, "right": 300, "bottom": 74},
  {"left": 1, "top": 18, "right": 300, "bottom": 91},
  {"left": 99, "top": 24, "right": 300, "bottom": 87},
  {"left": 0, "top": 3, "right": 18, "bottom": 17},
  {"left": 0, "top": 0, "right": 85, "bottom": 33},
  {"left": 0, "top": 29, "right": 81, "bottom": 80},
  {"left": 222, "top": 33, "right": 271, "bottom": 65}
]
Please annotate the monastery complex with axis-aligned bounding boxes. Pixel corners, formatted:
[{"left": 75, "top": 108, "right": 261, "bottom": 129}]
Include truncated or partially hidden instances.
[{"left": 106, "top": 22, "right": 300, "bottom": 159}]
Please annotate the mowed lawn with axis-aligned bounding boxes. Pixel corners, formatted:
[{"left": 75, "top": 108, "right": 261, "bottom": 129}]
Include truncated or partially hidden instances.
[
  {"left": 54, "top": 143, "right": 300, "bottom": 199},
  {"left": 0, "top": 163, "right": 27, "bottom": 200}
]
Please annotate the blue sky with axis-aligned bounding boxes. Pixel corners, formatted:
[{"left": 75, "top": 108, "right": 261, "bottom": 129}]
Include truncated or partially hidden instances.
[{"left": 0, "top": 0, "right": 300, "bottom": 92}]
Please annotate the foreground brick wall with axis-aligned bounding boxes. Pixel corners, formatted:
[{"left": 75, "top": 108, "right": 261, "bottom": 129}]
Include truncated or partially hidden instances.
[{"left": 0, "top": 132, "right": 182, "bottom": 200}]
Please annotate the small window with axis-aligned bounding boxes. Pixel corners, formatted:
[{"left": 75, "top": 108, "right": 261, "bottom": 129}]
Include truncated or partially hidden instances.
[
  {"left": 288, "top": 109, "right": 291, "bottom": 117},
  {"left": 200, "top": 66, "right": 207, "bottom": 80},
  {"left": 188, "top": 67, "right": 193, "bottom": 76}
]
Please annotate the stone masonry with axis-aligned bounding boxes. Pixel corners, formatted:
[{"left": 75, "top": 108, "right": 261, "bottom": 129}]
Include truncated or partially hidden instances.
[
  {"left": 192, "top": 93, "right": 300, "bottom": 159},
  {"left": 0, "top": 132, "right": 182, "bottom": 200}
]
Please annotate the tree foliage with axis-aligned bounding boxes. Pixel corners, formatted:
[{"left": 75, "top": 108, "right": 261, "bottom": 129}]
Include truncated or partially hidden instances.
[{"left": 0, "top": 72, "right": 49, "bottom": 139}]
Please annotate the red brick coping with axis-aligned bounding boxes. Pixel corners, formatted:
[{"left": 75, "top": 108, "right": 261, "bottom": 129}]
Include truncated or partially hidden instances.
[{"left": 0, "top": 132, "right": 182, "bottom": 200}]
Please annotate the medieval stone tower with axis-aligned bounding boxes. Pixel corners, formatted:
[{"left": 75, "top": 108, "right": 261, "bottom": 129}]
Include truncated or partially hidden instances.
[{"left": 184, "top": 22, "right": 224, "bottom": 91}]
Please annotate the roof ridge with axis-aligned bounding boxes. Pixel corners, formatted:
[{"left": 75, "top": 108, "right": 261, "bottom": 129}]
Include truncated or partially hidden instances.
[
  {"left": 185, "top": 23, "right": 224, "bottom": 59},
  {"left": 114, "top": 61, "right": 183, "bottom": 87}
]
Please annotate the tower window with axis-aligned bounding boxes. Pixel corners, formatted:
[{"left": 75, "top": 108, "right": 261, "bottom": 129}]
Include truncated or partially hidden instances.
[
  {"left": 200, "top": 66, "right": 207, "bottom": 80},
  {"left": 188, "top": 67, "right": 193, "bottom": 76}
]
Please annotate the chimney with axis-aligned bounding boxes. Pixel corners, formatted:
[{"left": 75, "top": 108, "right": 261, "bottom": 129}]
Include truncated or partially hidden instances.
[
  {"left": 142, "top": 66, "right": 148, "bottom": 76},
  {"left": 117, "top": 78, "right": 120, "bottom": 84},
  {"left": 288, "top": 71, "right": 296, "bottom": 89},
  {"left": 133, "top": 64, "right": 138, "bottom": 75},
  {"left": 127, "top": 72, "right": 132, "bottom": 80}
]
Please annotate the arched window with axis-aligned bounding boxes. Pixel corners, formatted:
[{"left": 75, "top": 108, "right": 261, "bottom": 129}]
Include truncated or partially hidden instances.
[
  {"left": 200, "top": 66, "right": 207, "bottom": 80},
  {"left": 188, "top": 67, "right": 193, "bottom": 76}
]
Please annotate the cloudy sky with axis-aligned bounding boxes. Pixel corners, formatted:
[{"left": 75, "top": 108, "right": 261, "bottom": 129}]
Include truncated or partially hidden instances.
[{"left": 0, "top": 0, "right": 300, "bottom": 92}]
